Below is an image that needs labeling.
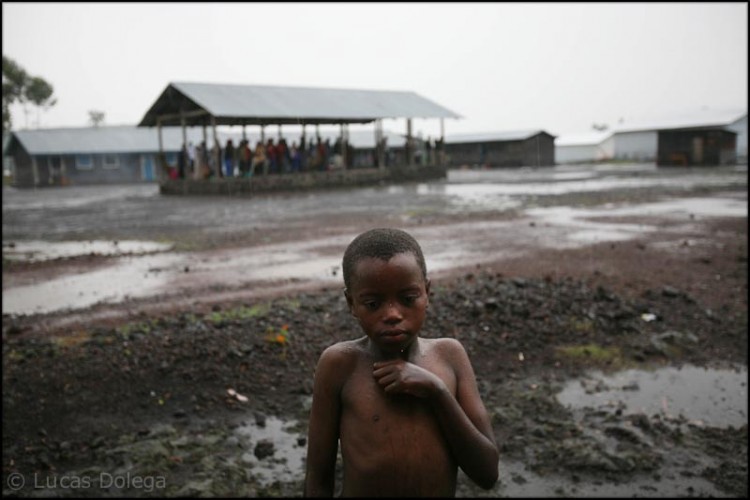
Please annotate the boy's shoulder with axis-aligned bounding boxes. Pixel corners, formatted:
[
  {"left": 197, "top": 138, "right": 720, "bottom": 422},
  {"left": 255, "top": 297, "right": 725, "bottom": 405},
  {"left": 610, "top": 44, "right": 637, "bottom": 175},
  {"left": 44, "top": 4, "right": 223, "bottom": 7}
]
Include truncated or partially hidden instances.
[
  {"left": 315, "top": 338, "right": 369, "bottom": 385},
  {"left": 421, "top": 336, "right": 466, "bottom": 354},
  {"left": 422, "top": 336, "right": 462, "bottom": 344},
  {"left": 319, "top": 337, "right": 369, "bottom": 363}
]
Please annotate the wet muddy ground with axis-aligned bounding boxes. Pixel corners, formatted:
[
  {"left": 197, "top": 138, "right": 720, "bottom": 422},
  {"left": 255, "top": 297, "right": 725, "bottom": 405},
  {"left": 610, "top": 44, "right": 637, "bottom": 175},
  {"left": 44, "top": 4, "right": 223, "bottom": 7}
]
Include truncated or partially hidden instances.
[{"left": 2, "top": 164, "right": 747, "bottom": 497}]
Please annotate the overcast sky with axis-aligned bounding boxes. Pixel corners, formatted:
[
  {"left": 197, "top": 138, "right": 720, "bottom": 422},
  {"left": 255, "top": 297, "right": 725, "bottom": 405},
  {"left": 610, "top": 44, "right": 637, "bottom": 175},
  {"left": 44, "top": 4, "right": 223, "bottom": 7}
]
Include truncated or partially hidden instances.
[{"left": 3, "top": 2, "right": 747, "bottom": 138}]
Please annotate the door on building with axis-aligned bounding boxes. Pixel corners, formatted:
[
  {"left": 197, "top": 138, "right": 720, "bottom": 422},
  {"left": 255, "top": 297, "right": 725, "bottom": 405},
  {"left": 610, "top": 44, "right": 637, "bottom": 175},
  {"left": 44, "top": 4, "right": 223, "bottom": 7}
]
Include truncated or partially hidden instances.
[
  {"left": 692, "top": 137, "right": 704, "bottom": 165},
  {"left": 48, "top": 156, "right": 63, "bottom": 185},
  {"left": 141, "top": 155, "right": 155, "bottom": 181}
]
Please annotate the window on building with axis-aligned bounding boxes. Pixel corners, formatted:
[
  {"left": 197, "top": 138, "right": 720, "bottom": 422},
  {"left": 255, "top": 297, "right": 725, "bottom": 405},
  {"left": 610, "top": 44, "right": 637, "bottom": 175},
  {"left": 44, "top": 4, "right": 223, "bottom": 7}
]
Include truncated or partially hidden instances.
[
  {"left": 76, "top": 154, "right": 93, "bottom": 170},
  {"left": 102, "top": 154, "right": 120, "bottom": 169}
]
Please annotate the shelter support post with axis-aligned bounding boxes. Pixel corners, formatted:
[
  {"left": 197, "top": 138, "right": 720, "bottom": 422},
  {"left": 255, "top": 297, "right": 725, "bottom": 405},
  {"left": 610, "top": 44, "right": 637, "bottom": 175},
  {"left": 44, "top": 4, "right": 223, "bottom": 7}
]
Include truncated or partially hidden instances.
[
  {"left": 380, "top": 120, "right": 386, "bottom": 168},
  {"left": 212, "top": 116, "right": 222, "bottom": 178},
  {"left": 157, "top": 119, "right": 164, "bottom": 154},
  {"left": 439, "top": 118, "right": 445, "bottom": 166},
  {"left": 406, "top": 119, "right": 413, "bottom": 166},
  {"left": 179, "top": 115, "right": 187, "bottom": 181},
  {"left": 157, "top": 117, "right": 165, "bottom": 182},
  {"left": 31, "top": 156, "right": 39, "bottom": 188},
  {"left": 373, "top": 120, "right": 379, "bottom": 168},
  {"left": 340, "top": 123, "right": 346, "bottom": 168},
  {"left": 180, "top": 115, "right": 187, "bottom": 151}
]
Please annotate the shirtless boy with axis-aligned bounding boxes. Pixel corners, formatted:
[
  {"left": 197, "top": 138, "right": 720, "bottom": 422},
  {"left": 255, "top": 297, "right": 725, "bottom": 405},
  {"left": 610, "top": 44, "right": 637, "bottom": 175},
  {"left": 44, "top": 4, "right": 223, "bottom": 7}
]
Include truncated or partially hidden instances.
[{"left": 304, "top": 227, "right": 499, "bottom": 497}]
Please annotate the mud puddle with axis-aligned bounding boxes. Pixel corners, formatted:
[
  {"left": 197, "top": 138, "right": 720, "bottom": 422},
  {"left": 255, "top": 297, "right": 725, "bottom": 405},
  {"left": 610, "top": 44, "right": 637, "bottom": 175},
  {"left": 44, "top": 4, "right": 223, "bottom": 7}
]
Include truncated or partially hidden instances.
[
  {"left": 2, "top": 239, "right": 173, "bottom": 262},
  {"left": 557, "top": 364, "right": 748, "bottom": 429},
  {"left": 2, "top": 253, "right": 184, "bottom": 315},
  {"left": 459, "top": 458, "right": 725, "bottom": 497},
  {"left": 456, "top": 364, "right": 747, "bottom": 498},
  {"left": 524, "top": 194, "right": 747, "bottom": 245},
  {"left": 233, "top": 416, "right": 307, "bottom": 486}
]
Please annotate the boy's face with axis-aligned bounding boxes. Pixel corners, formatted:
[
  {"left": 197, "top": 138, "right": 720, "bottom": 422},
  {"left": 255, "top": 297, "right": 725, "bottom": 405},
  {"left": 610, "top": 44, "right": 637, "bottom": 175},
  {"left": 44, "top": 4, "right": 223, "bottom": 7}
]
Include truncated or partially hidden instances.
[{"left": 345, "top": 252, "right": 430, "bottom": 355}]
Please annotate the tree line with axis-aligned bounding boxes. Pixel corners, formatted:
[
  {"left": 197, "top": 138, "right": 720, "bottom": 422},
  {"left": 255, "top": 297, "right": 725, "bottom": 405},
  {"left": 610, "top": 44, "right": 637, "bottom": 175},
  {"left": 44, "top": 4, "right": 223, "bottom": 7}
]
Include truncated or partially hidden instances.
[{"left": 2, "top": 55, "right": 57, "bottom": 134}]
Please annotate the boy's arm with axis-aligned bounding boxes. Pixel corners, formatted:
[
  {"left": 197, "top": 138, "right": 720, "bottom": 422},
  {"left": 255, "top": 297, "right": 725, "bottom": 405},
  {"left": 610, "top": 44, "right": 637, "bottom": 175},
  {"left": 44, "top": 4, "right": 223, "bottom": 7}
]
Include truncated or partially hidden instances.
[
  {"left": 432, "top": 339, "right": 499, "bottom": 489},
  {"left": 373, "top": 339, "right": 499, "bottom": 489},
  {"left": 303, "top": 347, "right": 345, "bottom": 497}
]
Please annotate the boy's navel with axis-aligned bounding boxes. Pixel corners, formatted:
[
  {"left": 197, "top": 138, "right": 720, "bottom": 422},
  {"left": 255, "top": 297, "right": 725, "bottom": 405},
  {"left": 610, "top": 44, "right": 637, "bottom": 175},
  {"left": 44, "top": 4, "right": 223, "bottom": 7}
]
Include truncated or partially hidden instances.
[{"left": 372, "top": 414, "right": 380, "bottom": 422}]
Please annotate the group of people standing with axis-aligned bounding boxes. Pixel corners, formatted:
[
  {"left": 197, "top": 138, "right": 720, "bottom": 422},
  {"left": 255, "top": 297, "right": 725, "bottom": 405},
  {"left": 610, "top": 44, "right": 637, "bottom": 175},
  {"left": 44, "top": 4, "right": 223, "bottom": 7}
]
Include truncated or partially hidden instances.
[
  {"left": 174, "top": 135, "right": 364, "bottom": 180},
  {"left": 171, "top": 134, "right": 444, "bottom": 180}
]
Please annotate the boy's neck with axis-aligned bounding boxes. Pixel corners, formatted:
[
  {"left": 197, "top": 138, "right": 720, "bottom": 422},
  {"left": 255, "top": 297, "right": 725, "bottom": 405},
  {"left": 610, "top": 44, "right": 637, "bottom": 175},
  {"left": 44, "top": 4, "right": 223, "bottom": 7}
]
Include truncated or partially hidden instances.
[{"left": 369, "top": 337, "right": 419, "bottom": 362}]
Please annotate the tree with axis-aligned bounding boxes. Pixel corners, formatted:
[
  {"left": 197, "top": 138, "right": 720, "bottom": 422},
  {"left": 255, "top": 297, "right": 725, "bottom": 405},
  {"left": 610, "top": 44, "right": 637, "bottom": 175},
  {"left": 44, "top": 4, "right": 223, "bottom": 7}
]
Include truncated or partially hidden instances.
[
  {"left": 25, "top": 76, "right": 57, "bottom": 128},
  {"left": 2, "top": 105, "right": 10, "bottom": 136},
  {"left": 2, "top": 55, "right": 29, "bottom": 134},
  {"left": 2, "top": 55, "right": 56, "bottom": 132},
  {"left": 88, "top": 110, "right": 105, "bottom": 127}
]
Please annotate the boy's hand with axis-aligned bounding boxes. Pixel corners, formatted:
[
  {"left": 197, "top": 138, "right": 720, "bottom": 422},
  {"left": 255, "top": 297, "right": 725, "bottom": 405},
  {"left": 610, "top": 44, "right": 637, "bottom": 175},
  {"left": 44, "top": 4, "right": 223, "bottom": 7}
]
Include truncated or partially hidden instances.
[{"left": 373, "top": 360, "right": 446, "bottom": 398}]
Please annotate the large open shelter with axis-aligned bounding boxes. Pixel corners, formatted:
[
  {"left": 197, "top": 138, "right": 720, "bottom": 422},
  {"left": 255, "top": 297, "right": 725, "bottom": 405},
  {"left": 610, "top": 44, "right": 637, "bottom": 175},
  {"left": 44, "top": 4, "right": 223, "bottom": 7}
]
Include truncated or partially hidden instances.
[{"left": 138, "top": 81, "right": 461, "bottom": 174}]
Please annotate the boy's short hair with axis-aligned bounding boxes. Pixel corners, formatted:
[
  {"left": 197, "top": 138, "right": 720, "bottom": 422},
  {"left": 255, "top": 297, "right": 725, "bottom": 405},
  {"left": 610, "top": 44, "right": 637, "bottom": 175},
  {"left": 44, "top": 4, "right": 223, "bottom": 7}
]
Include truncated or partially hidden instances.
[{"left": 342, "top": 228, "right": 427, "bottom": 290}]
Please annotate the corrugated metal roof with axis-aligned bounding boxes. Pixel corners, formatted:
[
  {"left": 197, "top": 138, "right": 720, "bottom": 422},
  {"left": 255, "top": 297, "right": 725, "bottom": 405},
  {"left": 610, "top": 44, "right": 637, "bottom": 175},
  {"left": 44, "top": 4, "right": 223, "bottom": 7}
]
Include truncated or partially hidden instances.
[
  {"left": 444, "top": 129, "right": 552, "bottom": 144},
  {"left": 9, "top": 126, "right": 196, "bottom": 155},
  {"left": 139, "top": 82, "right": 461, "bottom": 127},
  {"left": 611, "top": 109, "right": 747, "bottom": 133},
  {"left": 5, "top": 125, "right": 408, "bottom": 156}
]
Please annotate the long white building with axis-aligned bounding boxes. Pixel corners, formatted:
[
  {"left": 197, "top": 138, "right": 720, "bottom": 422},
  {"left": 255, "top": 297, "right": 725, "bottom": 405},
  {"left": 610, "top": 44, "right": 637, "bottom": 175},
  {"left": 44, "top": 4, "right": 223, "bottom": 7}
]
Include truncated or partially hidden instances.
[{"left": 556, "top": 109, "right": 747, "bottom": 165}]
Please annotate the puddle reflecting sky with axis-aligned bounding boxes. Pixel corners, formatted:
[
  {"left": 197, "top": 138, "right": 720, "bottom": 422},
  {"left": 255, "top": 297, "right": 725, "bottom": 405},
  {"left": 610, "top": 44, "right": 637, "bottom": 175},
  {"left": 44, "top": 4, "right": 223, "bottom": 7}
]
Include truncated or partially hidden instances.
[
  {"left": 462, "top": 458, "right": 724, "bottom": 497},
  {"left": 557, "top": 364, "right": 748, "bottom": 428},
  {"left": 234, "top": 416, "right": 307, "bottom": 486},
  {"left": 3, "top": 240, "right": 173, "bottom": 262},
  {"left": 2, "top": 253, "right": 184, "bottom": 315}
]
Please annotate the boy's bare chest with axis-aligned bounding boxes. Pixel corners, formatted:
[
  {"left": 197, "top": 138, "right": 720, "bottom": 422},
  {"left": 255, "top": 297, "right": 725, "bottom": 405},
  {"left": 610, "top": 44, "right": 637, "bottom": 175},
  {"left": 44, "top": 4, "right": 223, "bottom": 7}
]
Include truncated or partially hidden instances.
[
  {"left": 340, "top": 357, "right": 456, "bottom": 422},
  {"left": 338, "top": 355, "right": 458, "bottom": 489}
]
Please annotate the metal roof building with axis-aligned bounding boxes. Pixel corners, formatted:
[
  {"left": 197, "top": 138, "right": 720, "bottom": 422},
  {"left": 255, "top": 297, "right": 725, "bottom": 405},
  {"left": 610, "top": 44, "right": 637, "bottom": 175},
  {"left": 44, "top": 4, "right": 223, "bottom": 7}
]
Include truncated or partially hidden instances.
[
  {"left": 7, "top": 125, "right": 195, "bottom": 155},
  {"left": 4, "top": 125, "right": 205, "bottom": 187},
  {"left": 3, "top": 124, "right": 418, "bottom": 188},
  {"left": 139, "top": 82, "right": 461, "bottom": 127},
  {"left": 5, "top": 125, "right": 409, "bottom": 156},
  {"left": 443, "top": 129, "right": 556, "bottom": 167},
  {"left": 137, "top": 81, "right": 461, "bottom": 174},
  {"left": 609, "top": 109, "right": 746, "bottom": 134},
  {"left": 444, "top": 129, "right": 550, "bottom": 144},
  {"left": 600, "top": 109, "right": 747, "bottom": 164},
  {"left": 552, "top": 109, "right": 747, "bottom": 165}
]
